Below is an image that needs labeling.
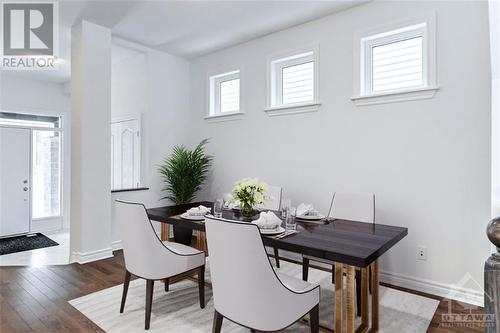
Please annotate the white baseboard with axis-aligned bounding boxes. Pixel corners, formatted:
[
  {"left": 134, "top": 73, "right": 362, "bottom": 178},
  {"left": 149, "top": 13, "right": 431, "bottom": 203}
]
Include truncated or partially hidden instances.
[
  {"left": 380, "top": 270, "right": 484, "bottom": 307},
  {"left": 111, "top": 240, "right": 122, "bottom": 251},
  {"left": 70, "top": 247, "right": 113, "bottom": 264}
]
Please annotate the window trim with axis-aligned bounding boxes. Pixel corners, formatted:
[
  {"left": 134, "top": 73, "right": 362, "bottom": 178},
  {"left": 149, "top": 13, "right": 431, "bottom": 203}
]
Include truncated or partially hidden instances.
[
  {"left": 266, "top": 45, "right": 321, "bottom": 116},
  {"left": 352, "top": 13, "right": 438, "bottom": 106},
  {"left": 206, "top": 68, "right": 243, "bottom": 121}
]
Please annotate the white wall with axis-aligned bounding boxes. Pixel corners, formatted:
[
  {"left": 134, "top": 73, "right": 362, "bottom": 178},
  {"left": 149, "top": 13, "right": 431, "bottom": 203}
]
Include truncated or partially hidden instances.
[
  {"left": 110, "top": 41, "right": 191, "bottom": 246},
  {"left": 188, "top": 0, "right": 492, "bottom": 304},
  {"left": 0, "top": 74, "right": 70, "bottom": 113},
  {"left": 0, "top": 73, "right": 71, "bottom": 233},
  {"left": 70, "top": 21, "right": 112, "bottom": 263}
]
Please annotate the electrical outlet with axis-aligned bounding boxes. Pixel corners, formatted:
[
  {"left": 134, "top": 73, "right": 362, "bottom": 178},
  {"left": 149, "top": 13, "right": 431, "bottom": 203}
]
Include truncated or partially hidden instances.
[{"left": 417, "top": 246, "right": 427, "bottom": 260}]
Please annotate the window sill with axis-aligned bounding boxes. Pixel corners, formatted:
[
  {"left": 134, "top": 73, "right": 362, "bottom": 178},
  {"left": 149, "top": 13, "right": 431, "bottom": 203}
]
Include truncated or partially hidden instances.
[
  {"left": 264, "top": 102, "right": 321, "bottom": 117},
  {"left": 204, "top": 112, "right": 244, "bottom": 123},
  {"left": 351, "top": 86, "right": 439, "bottom": 106},
  {"left": 111, "top": 187, "right": 149, "bottom": 193}
]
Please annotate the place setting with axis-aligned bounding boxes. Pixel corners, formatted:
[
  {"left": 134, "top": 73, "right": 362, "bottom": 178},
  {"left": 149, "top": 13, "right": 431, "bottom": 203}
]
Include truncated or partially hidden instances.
[
  {"left": 292, "top": 203, "right": 331, "bottom": 224},
  {"left": 180, "top": 205, "right": 212, "bottom": 221}
]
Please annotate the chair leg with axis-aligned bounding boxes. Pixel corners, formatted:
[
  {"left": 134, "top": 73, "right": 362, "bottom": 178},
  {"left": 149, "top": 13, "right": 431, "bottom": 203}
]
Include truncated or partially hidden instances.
[
  {"left": 332, "top": 264, "right": 336, "bottom": 284},
  {"left": 120, "top": 270, "right": 131, "bottom": 313},
  {"left": 212, "top": 310, "right": 224, "bottom": 333},
  {"left": 273, "top": 247, "right": 280, "bottom": 268},
  {"left": 302, "top": 257, "right": 310, "bottom": 281},
  {"left": 164, "top": 278, "right": 169, "bottom": 292},
  {"left": 198, "top": 265, "right": 205, "bottom": 309},
  {"left": 145, "top": 280, "right": 154, "bottom": 330},
  {"left": 309, "top": 304, "right": 319, "bottom": 333},
  {"left": 356, "top": 269, "right": 362, "bottom": 316}
]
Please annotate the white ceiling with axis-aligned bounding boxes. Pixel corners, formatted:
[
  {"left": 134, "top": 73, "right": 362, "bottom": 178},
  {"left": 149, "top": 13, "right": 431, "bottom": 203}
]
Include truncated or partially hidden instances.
[{"left": 2, "top": 0, "right": 368, "bottom": 83}]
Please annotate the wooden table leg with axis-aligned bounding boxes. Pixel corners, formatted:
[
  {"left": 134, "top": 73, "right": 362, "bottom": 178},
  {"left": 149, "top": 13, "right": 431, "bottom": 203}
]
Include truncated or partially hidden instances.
[
  {"left": 346, "top": 265, "right": 356, "bottom": 333},
  {"left": 370, "top": 260, "right": 379, "bottom": 332},
  {"left": 196, "top": 231, "right": 207, "bottom": 253},
  {"left": 334, "top": 263, "right": 343, "bottom": 333},
  {"left": 160, "top": 224, "right": 171, "bottom": 288},
  {"left": 161, "top": 223, "right": 170, "bottom": 241},
  {"left": 356, "top": 267, "right": 369, "bottom": 333}
]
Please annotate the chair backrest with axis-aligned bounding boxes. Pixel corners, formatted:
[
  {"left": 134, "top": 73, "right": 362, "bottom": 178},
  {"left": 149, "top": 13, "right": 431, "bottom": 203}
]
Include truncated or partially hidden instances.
[
  {"left": 204, "top": 216, "right": 307, "bottom": 330},
  {"left": 115, "top": 200, "right": 185, "bottom": 279},
  {"left": 329, "top": 192, "right": 375, "bottom": 223},
  {"left": 258, "top": 185, "right": 282, "bottom": 211}
]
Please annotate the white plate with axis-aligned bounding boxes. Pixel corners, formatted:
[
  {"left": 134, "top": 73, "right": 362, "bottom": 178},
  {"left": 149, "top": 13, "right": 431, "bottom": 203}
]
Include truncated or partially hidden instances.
[
  {"left": 259, "top": 226, "right": 285, "bottom": 235},
  {"left": 180, "top": 213, "right": 206, "bottom": 221},
  {"left": 293, "top": 214, "right": 326, "bottom": 221}
]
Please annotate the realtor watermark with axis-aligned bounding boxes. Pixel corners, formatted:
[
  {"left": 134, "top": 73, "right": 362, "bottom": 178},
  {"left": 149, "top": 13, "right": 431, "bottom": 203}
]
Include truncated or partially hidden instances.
[
  {"left": 1, "top": 1, "right": 58, "bottom": 70},
  {"left": 440, "top": 272, "right": 496, "bottom": 329}
]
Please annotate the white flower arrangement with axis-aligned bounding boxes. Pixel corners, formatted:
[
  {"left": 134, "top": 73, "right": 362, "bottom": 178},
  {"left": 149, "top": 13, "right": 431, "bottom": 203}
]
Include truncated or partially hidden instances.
[{"left": 229, "top": 178, "right": 268, "bottom": 214}]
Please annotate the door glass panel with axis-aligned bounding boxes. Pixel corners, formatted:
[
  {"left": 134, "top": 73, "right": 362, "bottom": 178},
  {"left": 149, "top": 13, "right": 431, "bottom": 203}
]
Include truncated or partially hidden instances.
[
  {"left": 121, "top": 129, "right": 135, "bottom": 189},
  {"left": 32, "top": 130, "right": 61, "bottom": 219}
]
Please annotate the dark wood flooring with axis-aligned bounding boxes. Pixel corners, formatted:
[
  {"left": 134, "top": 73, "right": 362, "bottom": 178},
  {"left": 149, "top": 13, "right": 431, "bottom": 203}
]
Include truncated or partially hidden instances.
[{"left": 0, "top": 250, "right": 486, "bottom": 332}]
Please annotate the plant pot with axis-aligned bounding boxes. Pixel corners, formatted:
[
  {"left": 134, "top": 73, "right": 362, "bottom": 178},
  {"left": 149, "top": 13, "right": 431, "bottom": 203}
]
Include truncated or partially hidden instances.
[{"left": 173, "top": 225, "right": 193, "bottom": 246}]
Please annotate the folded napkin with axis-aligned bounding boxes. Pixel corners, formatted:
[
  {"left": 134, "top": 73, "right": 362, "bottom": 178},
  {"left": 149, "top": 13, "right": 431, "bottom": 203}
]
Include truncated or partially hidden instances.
[
  {"left": 187, "top": 205, "right": 211, "bottom": 216},
  {"left": 296, "top": 203, "right": 319, "bottom": 217},
  {"left": 253, "top": 211, "right": 282, "bottom": 229}
]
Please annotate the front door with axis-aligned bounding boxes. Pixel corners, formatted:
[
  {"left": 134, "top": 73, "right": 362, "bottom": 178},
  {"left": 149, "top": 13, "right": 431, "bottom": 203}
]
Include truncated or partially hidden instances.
[{"left": 0, "top": 127, "right": 31, "bottom": 237}]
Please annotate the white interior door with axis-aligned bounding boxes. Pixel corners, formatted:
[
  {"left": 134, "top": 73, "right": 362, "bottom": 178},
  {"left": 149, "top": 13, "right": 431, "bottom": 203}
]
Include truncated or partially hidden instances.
[{"left": 0, "top": 127, "right": 31, "bottom": 237}]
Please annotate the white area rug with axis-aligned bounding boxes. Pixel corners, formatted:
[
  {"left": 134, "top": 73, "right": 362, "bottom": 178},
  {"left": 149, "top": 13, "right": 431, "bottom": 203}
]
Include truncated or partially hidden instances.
[{"left": 69, "top": 260, "right": 439, "bottom": 332}]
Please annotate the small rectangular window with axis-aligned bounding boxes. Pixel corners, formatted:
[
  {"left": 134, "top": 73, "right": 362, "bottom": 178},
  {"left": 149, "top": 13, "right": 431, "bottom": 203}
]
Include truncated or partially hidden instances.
[
  {"left": 209, "top": 70, "right": 241, "bottom": 116},
  {"left": 268, "top": 50, "right": 318, "bottom": 110},
  {"left": 360, "top": 22, "right": 431, "bottom": 96}
]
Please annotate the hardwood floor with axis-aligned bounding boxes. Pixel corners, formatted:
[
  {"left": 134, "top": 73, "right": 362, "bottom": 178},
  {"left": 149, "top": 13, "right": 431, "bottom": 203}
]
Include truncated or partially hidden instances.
[{"left": 0, "top": 250, "right": 486, "bottom": 333}]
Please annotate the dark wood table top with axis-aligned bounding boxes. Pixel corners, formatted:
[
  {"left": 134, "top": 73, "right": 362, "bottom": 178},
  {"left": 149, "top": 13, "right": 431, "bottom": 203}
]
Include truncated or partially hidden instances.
[{"left": 147, "top": 201, "right": 408, "bottom": 267}]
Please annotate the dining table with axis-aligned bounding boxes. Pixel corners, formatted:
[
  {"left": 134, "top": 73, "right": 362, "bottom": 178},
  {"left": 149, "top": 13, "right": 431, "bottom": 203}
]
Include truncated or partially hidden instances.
[{"left": 147, "top": 201, "right": 408, "bottom": 333}]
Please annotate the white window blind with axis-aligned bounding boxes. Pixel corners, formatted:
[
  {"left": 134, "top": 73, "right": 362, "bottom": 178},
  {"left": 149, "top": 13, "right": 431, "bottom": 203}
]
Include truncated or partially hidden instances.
[
  {"left": 220, "top": 78, "right": 240, "bottom": 113},
  {"left": 372, "top": 36, "right": 423, "bottom": 92},
  {"left": 209, "top": 70, "right": 241, "bottom": 116},
  {"left": 282, "top": 61, "right": 314, "bottom": 105}
]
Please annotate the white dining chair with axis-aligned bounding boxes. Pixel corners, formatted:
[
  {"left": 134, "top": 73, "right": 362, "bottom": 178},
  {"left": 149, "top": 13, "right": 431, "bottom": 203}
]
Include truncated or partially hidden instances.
[
  {"left": 302, "top": 192, "right": 375, "bottom": 316},
  {"left": 258, "top": 185, "right": 283, "bottom": 268},
  {"left": 115, "top": 200, "right": 206, "bottom": 330},
  {"left": 205, "top": 215, "right": 320, "bottom": 333}
]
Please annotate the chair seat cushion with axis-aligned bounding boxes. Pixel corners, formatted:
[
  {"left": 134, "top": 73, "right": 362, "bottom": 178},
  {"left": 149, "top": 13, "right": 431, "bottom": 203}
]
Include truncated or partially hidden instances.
[
  {"left": 162, "top": 241, "right": 204, "bottom": 256},
  {"left": 276, "top": 272, "right": 319, "bottom": 293},
  {"left": 161, "top": 241, "right": 205, "bottom": 271}
]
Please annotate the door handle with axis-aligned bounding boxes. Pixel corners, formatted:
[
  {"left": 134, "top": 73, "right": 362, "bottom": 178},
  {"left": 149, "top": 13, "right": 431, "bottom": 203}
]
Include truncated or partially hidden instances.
[{"left": 23, "top": 187, "right": 29, "bottom": 191}]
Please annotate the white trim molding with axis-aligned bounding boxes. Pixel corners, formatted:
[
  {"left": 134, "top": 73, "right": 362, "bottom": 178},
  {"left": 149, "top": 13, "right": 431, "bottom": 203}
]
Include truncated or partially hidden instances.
[
  {"left": 70, "top": 247, "right": 114, "bottom": 264},
  {"left": 204, "top": 111, "right": 245, "bottom": 123},
  {"left": 264, "top": 101, "right": 322, "bottom": 116},
  {"left": 380, "top": 270, "right": 484, "bottom": 307},
  {"left": 351, "top": 86, "right": 439, "bottom": 106},
  {"left": 111, "top": 240, "right": 123, "bottom": 251}
]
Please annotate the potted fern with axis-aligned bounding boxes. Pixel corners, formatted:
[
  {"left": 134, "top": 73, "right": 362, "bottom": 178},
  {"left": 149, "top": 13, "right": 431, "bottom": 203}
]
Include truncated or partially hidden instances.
[{"left": 159, "top": 139, "right": 213, "bottom": 245}]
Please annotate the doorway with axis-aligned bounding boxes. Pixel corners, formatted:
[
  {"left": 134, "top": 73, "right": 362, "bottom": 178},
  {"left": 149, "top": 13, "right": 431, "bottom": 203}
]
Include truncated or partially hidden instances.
[{"left": 0, "top": 112, "right": 68, "bottom": 265}]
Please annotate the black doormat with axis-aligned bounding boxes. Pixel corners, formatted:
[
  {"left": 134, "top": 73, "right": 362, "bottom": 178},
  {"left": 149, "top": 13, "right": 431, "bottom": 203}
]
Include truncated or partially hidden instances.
[{"left": 0, "top": 233, "right": 59, "bottom": 255}]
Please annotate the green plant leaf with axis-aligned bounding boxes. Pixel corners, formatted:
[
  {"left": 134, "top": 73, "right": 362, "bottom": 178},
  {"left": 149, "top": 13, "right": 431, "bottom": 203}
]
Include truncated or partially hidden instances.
[{"left": 159, "top": 139, "right": 213, "bottom": 204}]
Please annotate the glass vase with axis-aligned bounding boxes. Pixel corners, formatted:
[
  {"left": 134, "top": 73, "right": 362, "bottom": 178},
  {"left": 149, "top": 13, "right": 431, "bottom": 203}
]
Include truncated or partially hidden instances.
[{"left": 241, "top": 201, "right": 254, "bottom": 217}]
